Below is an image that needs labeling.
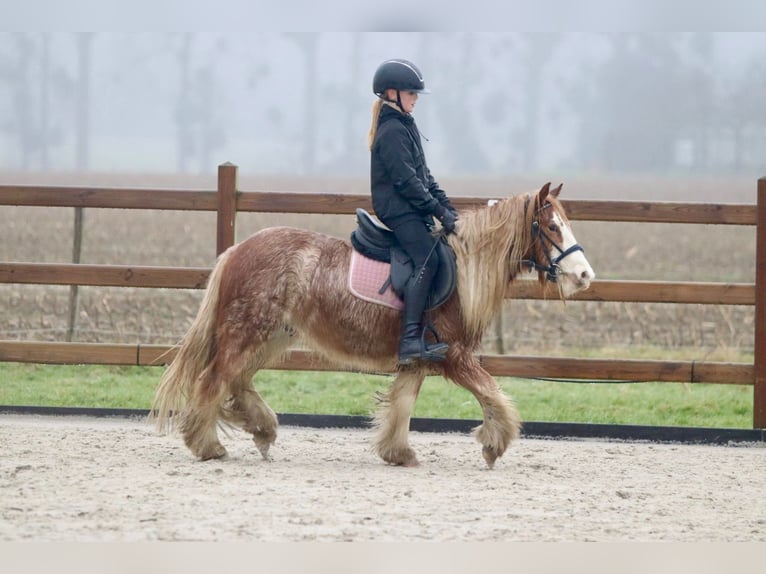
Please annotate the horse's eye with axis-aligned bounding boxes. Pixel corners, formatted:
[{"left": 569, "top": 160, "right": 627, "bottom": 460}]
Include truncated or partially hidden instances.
[{"left": 548, "top": 223, "right": 558, "bottom": 232}]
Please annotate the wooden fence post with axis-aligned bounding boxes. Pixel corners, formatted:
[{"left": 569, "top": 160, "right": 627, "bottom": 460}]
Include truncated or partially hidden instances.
[
  {"left": 65, "top": 207, "right": 84, "bottom": 342},
  {"left": 217, "top": 162, "right": 238, "bottom": 256},
  {"left": 754, "top": 177, "right": 766, "bottom": 428},
  {"left": 492, "top": 310, "right": 505, "bottom": 354}
]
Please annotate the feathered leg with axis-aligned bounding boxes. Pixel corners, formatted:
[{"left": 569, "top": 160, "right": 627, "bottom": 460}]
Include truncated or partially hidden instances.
[{"left": 372, "top": 368, "right": 426, "bottom": 466}]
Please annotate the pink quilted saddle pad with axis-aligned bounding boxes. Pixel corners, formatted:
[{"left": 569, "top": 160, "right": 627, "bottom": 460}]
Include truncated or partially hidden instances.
[{"left": 348, "top": 250, "right": 404, "bottom": 310}]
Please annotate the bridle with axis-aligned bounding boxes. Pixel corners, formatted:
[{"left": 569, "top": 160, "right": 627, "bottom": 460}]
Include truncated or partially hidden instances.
[{"left": 521, "top": 197, "right": 585, "bottom": 283}]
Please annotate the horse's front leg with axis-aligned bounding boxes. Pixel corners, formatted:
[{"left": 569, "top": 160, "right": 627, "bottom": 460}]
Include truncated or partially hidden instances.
[
  {"left": 372, "top": 369, "right": 426, "bottom": 466},
  {"left": 447, "top": 357, "right": 521, "bottom": 468},
  {"left": 222, "top": 385, "right": 279, "bottom": 460}
]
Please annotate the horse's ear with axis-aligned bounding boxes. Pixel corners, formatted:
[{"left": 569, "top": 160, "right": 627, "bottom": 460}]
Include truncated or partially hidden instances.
[
  {"left": 538, "top": 182, "right": 552, "bottom": 205},
  {"left": 551, "top": 183, "right": 563, "bottom": 198}
]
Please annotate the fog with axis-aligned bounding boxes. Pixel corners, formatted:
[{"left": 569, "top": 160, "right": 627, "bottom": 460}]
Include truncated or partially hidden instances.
[{"left": 1, "top": 32, "right": 765, "bottom": 180}]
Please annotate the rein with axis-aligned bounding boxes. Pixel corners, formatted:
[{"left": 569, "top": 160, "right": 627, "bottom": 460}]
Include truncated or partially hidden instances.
[{"left": 521, "top": 197, "right": 584, "bottom": 283}]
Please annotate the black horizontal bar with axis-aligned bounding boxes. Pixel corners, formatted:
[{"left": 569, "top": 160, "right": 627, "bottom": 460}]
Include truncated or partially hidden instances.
[{"left": 1, "top": 405, "right": 763, "bottom": 445}]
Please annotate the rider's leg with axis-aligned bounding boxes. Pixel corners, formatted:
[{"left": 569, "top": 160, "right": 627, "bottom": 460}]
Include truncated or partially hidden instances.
[{"left": 391, "top": 220, "right": 449, "bottom": 364}]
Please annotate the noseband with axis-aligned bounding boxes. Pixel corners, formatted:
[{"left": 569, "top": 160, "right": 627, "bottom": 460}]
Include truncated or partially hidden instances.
[{"left": 522, "top": 199, "right": 584, "bottom": 283}]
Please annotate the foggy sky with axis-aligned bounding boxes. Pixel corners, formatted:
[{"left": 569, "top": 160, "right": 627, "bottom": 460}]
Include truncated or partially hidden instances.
[{"left": 1, "top": 32, "right": 765, "bottom": 178}]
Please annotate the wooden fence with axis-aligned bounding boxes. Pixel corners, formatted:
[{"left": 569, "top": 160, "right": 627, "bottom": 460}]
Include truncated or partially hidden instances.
[{"left": 1, "top": 163, "right": 764, "bottom": 428}]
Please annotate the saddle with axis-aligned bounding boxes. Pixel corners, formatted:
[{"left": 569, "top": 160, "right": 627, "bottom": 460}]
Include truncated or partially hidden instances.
[{"left": 349, "top": 209, "right": 457, "bottom": 311}]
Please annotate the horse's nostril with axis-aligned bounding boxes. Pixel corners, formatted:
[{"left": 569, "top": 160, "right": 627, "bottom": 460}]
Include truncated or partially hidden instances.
[{"left": 578, "top": 269, "right": 594, "bottom": 285}]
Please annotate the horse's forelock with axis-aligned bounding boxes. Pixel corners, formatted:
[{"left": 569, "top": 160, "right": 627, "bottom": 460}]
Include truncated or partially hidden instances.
[{"left": 547, "top": 193, "right": 569, "bottom": 224}]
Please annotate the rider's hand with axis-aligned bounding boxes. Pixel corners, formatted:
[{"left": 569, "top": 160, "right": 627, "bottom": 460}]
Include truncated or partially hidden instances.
[{"left": 435, "top": 205, "right": 458, "bottom": 234}]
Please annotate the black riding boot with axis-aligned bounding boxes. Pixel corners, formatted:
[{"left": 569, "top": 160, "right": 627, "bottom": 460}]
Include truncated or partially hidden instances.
[{"left": 398, "top": 268, "right": 449, "bottom": 365}]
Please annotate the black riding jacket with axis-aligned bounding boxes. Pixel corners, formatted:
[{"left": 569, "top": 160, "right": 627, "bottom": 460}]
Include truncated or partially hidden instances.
[{"left": 370, "top": 104, "right": 452, "bottom": 229}]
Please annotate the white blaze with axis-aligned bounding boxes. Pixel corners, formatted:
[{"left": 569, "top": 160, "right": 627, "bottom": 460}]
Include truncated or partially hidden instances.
[{"left": 553, "top": 213, "right": 595, "bottom": 295}]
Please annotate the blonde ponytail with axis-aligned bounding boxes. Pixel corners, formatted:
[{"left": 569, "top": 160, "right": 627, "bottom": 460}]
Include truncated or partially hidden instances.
[{"left": 367, "top": 98, "right": 384, "bottom": 151}]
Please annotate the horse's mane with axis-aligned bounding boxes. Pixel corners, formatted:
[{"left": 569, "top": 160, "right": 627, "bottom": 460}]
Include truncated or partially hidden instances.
[{"left": 447, "top": 193, "right": 535, "bottom": 341}]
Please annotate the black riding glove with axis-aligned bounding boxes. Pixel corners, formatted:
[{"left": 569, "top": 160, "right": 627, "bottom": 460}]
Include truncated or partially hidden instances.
[{"left": 434, "top": 204, "right": 458, "bottom": 234}]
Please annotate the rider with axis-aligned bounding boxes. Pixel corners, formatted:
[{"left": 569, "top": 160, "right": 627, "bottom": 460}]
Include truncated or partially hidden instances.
[{"left": 367, "top": 58, "right": 459, "bottom": 365}]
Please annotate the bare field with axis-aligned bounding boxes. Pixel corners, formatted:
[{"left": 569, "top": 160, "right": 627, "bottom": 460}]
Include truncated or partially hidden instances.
[{"left": 0, "top": 172, "right": 758, "bottom": 357}]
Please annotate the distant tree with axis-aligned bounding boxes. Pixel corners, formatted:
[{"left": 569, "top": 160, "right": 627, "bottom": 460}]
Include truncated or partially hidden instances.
[
  {"left": 175, "top": 33, "right": 194, "bottom": 172},
  {"left": 318, "top": 33, "right": 366, "bottom": 175},
  {"left": 683, "top": 33, "right": 715, "bottom": 171},
  {"left": 726, "top": 54, "right": 766, "bottom": 170},
  {"left": 0, "top": 34, "right": 34, "bottom": 169},
  {"left": 75, "top": 33, "right": 93, "bottom": 171},
  {"left": 285, "top": 32, "right": 319, "bottom": 175},
  {"left": 574, "top": 33, "right": 695, "bottom": 172},
  {"left": 0, "top": 33, "right": 73, "bottom": 170},
  {"left": 518, "top": 33, "right": 563, "bottom": 171},
  {"left": 343, "top": 33, "right": 365, "bottom": 173},
  {"left": 173, "top": 33, "right": 227, "bottom": 174},
  {"left": 428, "top": 33, "right": 490, "bottom": 174},
  {"left": 473, "top": 33, "right": 524, "bottom": 173}
]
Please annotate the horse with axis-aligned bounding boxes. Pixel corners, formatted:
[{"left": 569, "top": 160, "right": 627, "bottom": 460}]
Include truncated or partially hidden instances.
[{"left": 150, "top": 182, "right": 594, "bottom": 468}]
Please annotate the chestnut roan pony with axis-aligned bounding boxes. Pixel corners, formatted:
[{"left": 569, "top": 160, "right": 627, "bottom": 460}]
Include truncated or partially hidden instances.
[{"left": 151, "top": 182, "right": 594, "bottom": 468}]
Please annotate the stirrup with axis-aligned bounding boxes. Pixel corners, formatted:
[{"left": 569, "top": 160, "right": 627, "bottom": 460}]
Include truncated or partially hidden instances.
[
  {"left": 398, "top": 345, "right": 448, "bottom": 366},
  {"left": 398, "top": 325, "right": 449, "bottom": 365}
]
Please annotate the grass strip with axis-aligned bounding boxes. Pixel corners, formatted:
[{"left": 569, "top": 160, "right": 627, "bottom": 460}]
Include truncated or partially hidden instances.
[{"left": 0, "top": 362, "right": 753, "bottom": 429}]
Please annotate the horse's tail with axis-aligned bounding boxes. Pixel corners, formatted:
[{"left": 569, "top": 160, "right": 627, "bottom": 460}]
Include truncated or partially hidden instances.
[{"left": 149, "top": 247, "right": 233, "bottom": 433}]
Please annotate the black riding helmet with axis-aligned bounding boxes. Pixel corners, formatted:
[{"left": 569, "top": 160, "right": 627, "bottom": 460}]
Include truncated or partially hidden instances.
[{"left": 372, "top": 59, "right": 431, "bottom": 97}]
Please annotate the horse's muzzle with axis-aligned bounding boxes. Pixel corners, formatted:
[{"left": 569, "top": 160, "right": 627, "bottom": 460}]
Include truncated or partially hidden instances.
[{"left": 561, "top": 266, "right": 595, "bottom": 297}]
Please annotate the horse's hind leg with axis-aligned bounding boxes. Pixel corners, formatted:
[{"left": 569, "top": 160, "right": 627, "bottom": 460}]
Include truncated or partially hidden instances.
[
  {"left": 181, "top": 355, "right": 236, "bottom": 460},
  {"left": 180, "top": 327, "right": 264, "bottom": 460},
  {"left": 372, "top": 369, "right": 426, "bottom": 467},
  {"left": 220, "top": 332, "right": 290, "bottom": 460},
  {"left": 447, "top": 356, "right": 521, "bottom": 469}
]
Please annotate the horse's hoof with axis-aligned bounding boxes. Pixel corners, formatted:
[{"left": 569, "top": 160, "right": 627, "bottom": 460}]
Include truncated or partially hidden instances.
[
  {"left": 253, "top": 435, "right": 276, "bottom": 462},
  {"left": 199, "top": 444, "right": 228, "bottom": 461},
  {"left": 381, "top": 448, "right": 419, "bottom": 467},
  {"left": 255, "top": 441, "right": 273, "bottom": 461},
  {"left": 482, "top": 445, "right": 498, "bottom": 469},
  {"left": 400, "top": 457, "right": 420, "bottom": 468},
  {"left": 387, "top": 458, "right": 419, "bottom": 468}
]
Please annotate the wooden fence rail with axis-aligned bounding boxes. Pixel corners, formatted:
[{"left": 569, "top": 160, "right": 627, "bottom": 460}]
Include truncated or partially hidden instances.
[
  {"left": 1, "top": 164, "right": 764, "bottom": 428},
  {"left": 0, "top": 185, "right": 756, "bottom": 223},
  {"left": 0, "top": 262, "right": 755, "bottom": 305}
]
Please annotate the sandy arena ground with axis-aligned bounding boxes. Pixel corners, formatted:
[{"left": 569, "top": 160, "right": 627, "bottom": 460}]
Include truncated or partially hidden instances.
[{"left": 0, "top": 414, "right": 764, "bottom": 542}]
